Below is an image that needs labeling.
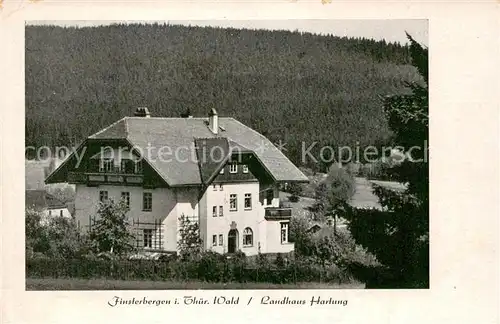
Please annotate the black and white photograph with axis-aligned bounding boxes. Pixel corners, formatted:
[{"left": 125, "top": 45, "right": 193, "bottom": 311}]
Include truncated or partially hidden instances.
[{"left": 23, "top": 19, "right": 430, "bottom": 290}]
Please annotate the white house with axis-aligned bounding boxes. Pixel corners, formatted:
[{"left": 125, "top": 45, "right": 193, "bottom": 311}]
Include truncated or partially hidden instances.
[
  {"left": 46, "top": 107, "right": 308, "bottom": 256},
  {"left": 25, "top": 189, "right": 72, "bottom": 223}
]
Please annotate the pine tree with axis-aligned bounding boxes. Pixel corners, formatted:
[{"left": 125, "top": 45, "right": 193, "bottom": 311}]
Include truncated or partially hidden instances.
[{"left": 343, "top": 34, "right": 429, "bottom": 288}]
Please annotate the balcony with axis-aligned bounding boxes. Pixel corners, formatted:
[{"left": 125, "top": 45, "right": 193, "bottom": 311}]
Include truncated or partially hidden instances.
[
  {"left": 264, "top": 207, "right": 292, "bottom": 220},
  {"left": 68, "top": 171, "right": 143, "bottom": 185}
]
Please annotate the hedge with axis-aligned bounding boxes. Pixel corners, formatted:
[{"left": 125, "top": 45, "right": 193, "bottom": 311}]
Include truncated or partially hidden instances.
[{"left": 26, "top": 254, "right": 352, "bottom": 284}]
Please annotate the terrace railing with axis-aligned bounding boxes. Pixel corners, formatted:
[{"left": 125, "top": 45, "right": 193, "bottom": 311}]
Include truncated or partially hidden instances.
[{"left": 264, "top": 207, "right": 292, "bottom": 220}]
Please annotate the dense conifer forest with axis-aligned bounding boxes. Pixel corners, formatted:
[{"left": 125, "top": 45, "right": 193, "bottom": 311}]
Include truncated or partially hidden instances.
[{"left": 25, "top": 23, "right": 422, "bottom": 166}]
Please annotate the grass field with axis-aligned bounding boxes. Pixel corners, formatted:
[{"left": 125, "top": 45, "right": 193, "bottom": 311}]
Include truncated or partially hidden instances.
[{"left": 26, "top": 278, "right": 365, "bottom": 290}]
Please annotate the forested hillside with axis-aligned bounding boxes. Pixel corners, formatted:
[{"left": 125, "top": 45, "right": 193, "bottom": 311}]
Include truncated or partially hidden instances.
[{"left": 26, "top": 23, "right": 421, "bottom": 166}]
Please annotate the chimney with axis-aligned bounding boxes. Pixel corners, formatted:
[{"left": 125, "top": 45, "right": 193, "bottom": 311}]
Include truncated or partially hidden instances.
[
  {"left": 208, "top": 108, "right": 218, "bottom": 134},
  {"left": 134, "top": 107, "right": 151, "bottom": 118}
]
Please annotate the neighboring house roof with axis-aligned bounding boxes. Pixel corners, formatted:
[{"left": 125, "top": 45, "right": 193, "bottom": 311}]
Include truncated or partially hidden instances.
[
  {"left": 25, "top": 190, "right": 67, "bottom": 210},
  {"left": 47, "top": 116, "right": 308, "bottom": 186},
  {"left": 66, "top": 202, "right": 76, "bottom": 216},
  {"left": 45, "top": 194, "right": 67, "bottom": 209},
  {"left": 307, "top": 223, "right": 322, "bottom": 233}
]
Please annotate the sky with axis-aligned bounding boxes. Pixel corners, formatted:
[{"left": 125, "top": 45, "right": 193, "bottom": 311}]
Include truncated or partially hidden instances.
[{"left": 27, "top": 20, "right": 428, "bottom": 46}]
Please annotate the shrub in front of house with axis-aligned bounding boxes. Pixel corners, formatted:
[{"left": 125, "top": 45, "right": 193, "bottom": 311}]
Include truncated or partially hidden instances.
[{"left": 196, "top": 251, "right": 226, "bottom": 282}]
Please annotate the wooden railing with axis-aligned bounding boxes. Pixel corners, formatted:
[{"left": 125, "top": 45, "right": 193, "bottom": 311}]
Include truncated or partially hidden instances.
[
  {"left": 264, "top": 207, "right": 292, "bottom": 220},
  {"left": 68, "top": 172, "right": 143, "bottom": 185}
]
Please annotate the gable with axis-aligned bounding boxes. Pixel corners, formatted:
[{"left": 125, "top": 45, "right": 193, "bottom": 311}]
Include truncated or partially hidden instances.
[
  {"left": 194, "top": 137, "right": 231, "bottom": 186},
  {"left": 45, "top": 138, "right": 169, "bottom": 187}
]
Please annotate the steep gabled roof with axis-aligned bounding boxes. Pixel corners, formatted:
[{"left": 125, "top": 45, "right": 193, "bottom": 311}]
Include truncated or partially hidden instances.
[
  {"left": 50, "top": 116, "right": 308, "bottom": 186},
  {"left": 195, "top": 137, "right": 232, "bottom": 185}
]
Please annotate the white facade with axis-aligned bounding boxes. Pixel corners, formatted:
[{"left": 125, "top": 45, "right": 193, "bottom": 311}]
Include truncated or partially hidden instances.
[
  {"left": 201, "top": 181, "right": 262, "bottom": 255},
  {"left": 198, "top": 181, "right": 293, "bottom": 256},
  {"left": 46, "top": 207, "right": 72, "bottom": 219},
  {"left": 74, "top": 179, "right": 293, "bottom": 256},
  {"left": 74, "top": 184, "right": 199, "bottom": 252}
]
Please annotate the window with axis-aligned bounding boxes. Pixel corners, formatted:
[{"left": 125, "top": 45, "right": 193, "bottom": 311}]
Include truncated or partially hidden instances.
[
  {"left": 121, "top": 192, "right": 130, "bottom": 208},
  {"left": 60, "top": 210, "right": 63, "bottom": 217},
  {"left": 244, "top": 193, "right": 252, "bottom": 210},
  {"left": 48, "top": 210, "right": 52, "bottom": 216},
  {"left": 219, "top": 205, "right": 223, "bottom": 217},
  {"left": 281, "top": 222, "right": 290, "bottom": 244},
  {"left": 242, "top": 165, "right": 249, "bottom": 173},
  {"left": 243, "top": 227, "right": 253, "bottom": 247},
  {"left": 120, "top": 159, "right": 127, "bottom": 173},
  {"left": 266, "top": 189, "right": 274, "bottom": 205},
  {"left": 212, "top": 235, "right": 217, "bottom": 246},
  {"left": 101, "top": 159, "right": 114, "bottom": 173},
  {"left": 218, "top": 234, "right": 223, "bottom": 246},
  {"left": 219, "top": 167, "right": 224, "bottom": 174},
  {"left": 213, "top": 184, "right": 217, "bottom": 191},
  {"left": 99, "top": 190, "right": 108, "bottom": 203},
  {"left": 229, "top": 194, "right": 237, "bottom": 211},
  {"left": 212, "top": 206, "right": 217, "bottom": 217},
  {"left": 143, "top": 192, "right": 152, "bottom": 211},
  {"left": 121, "top": 159, "right": 134, "bottom": 173},
  {"left": 219, "top": 184, "right": 223, "bottom": 191},
  {"left": 135, "top": 160, "right": 143, "bottom": 174},
  {"left": 143, "top": 229, "right": 153, "bottom": 248},
  {"left": 229, "top": 163, "right": 238, "bottom": 173}
]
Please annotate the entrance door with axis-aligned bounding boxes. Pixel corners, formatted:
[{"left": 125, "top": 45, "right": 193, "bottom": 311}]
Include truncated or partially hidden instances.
[{"left": 228, "top": 229, "right": 239, "bottom": 253}]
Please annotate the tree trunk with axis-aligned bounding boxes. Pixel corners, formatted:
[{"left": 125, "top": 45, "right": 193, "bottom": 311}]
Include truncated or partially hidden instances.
[{"left": 333, "top": 214, "right": 337, "bottom": 237}]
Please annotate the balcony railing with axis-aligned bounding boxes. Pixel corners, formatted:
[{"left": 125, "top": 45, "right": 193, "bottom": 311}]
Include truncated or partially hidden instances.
[
  {"left": 264, "top": 207, "right": 292, "bottom": 220},
  {"left": 68, "top": 171, "right": 143, "bottom": 185}
]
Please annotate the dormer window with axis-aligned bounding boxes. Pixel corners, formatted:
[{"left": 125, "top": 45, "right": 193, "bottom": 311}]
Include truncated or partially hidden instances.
[
  {"left": 121, "top": 159, "right": 135, "bottom": 174},
  {"left": 101, "top": 159, "right": 114, "bottom": 173},
  {"left": 229, "top": 163, "right": 238, "bottom": 174},
  {"left": 219, "top": 167, "right": 224, "bottom": 174},
  {"left": 135, "top": 160, "right": 143, "bottom": 174},
  {"left": 242, "top": 165, "right": 249, "bottom": 173}
]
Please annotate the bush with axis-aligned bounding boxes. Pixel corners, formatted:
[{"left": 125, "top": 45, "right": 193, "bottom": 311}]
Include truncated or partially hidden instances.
[
  {"left": 25, "top": 250, "right": 358, "bottom": 285},
  {"left": 25, "top": 208, "right": 86, "bottom": 259},
  {"left": 288, "top": 182, "right": 303, "bottom": 196},
  {"left": 158, "top": 253, "right": 178, "bottom": 263},
  {"left": 274, "top": 253, "right": 285, "bottom": 268},
  {"left": 177, "top": 214, "right": 202, "bottom": 260},
  {"left": 197, "top": 251, "right": 226, "bottom": 282}
]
